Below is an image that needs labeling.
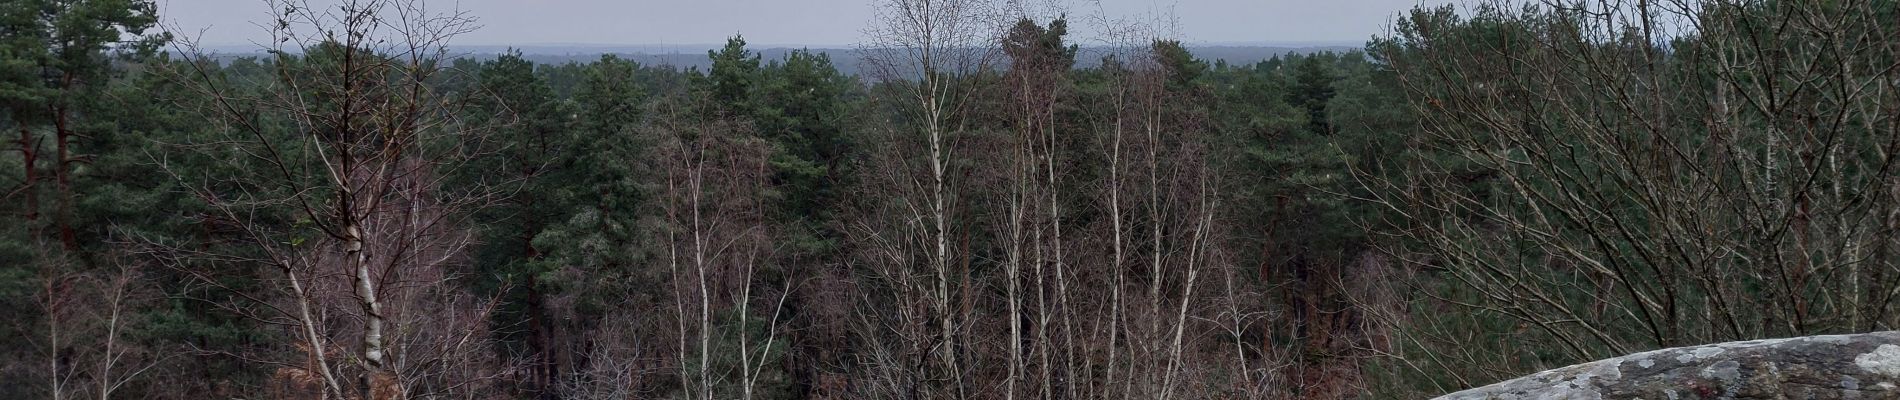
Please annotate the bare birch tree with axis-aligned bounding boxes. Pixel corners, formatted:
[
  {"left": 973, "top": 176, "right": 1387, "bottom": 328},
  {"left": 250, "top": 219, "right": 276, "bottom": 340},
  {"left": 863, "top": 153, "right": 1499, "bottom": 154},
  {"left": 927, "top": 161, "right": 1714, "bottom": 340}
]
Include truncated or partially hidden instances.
[
  {"left": 153, "top": 1, "right": 509, "bottom": 398},
  {"left": 656, "top": 94, "right": 794, "bottom": 400},
  {"left": 28, "top": 252, "right": 169, "bottom": 400},
  {"left": 855, "top": 0, "right": 1001, "bottom": 398}
]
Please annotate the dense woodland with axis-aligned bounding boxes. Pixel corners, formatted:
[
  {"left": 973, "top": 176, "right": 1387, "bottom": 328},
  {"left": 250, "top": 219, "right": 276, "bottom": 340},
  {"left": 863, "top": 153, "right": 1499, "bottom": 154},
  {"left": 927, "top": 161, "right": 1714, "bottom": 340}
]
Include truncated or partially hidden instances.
[{"left": 4, "top": 0, "right": 1899, "bottom": 398}]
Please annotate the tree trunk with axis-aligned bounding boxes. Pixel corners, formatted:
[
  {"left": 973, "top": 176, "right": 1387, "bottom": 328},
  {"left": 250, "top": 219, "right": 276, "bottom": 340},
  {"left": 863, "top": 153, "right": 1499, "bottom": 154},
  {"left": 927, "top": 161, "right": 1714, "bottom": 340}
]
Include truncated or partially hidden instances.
[
  {"left": 347, "top": 221, "right": 393, "bottom": 399},
  {"left": 52, "top": 104, "right": 76, "bottom": 251},
  {"left": 18, "top": 122, "right": 38, "bottom": 223}
]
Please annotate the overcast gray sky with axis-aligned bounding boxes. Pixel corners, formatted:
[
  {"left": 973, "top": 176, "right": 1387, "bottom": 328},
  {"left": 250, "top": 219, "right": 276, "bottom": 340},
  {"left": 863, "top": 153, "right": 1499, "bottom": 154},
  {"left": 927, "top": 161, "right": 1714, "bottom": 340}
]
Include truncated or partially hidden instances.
[{"left": 159, "top": 0, "right": 1444, "bottom": 47}]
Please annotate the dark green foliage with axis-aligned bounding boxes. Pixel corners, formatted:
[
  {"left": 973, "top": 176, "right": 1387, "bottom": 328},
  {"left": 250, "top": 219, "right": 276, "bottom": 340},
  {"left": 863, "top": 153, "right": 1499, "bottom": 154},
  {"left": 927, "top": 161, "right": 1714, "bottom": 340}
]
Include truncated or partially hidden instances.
[
  {"left": 1153, "top": 39, "right": 1208, "bottom": 90},
  {"left": 530, "top": 53, "right": 657, "bottom": 320},
  {"left": 1286, "top": 53, "right": 1338, "bottom": 135},
  {"left": 1003, "top": 17, "right": 1077, "bottom": 70},
  {"left": 754, "top": 49, "right": 857, "bottom": 255},
  {"left": 706, "top": 36, "right": 763, "bottom": 115},
  {"left": 1, "top": 0, "right": 168, "bottom": 254}
]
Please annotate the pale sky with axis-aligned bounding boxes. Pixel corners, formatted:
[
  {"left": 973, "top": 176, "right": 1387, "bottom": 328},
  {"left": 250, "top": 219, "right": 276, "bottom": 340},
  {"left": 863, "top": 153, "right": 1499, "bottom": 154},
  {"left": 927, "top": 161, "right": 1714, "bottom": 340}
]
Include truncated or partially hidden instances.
[{"left": 158, "top": 0, "right": 1448, "bottom": 48}]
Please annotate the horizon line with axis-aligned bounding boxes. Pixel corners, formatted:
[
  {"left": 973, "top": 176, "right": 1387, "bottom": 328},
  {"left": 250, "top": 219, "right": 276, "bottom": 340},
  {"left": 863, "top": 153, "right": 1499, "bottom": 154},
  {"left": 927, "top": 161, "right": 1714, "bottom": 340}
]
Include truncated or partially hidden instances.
[{"left": 190, "top": 40, "right": 1365, "bottom": 52}]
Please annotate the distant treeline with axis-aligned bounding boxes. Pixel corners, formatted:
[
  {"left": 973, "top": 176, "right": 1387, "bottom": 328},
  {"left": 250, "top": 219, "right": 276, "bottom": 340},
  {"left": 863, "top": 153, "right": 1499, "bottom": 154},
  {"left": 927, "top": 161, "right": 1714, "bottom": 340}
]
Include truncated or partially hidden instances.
[{"left": 190, "top": 45, "right": 1356, "bottom": 75}]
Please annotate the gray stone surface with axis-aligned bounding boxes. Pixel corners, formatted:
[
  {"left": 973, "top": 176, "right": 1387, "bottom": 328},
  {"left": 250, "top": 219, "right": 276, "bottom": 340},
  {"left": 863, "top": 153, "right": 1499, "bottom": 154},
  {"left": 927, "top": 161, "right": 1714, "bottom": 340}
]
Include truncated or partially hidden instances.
[{"left": 1435, "top": 332, "right": 1900, "bottom": 399}]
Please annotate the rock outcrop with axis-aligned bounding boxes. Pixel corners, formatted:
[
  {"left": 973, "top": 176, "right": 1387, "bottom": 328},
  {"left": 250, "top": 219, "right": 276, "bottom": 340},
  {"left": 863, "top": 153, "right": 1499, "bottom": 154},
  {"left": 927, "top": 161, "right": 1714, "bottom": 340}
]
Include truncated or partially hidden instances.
[{"left": 1435, "top": 331, "right": 1900, "bottom": 399}]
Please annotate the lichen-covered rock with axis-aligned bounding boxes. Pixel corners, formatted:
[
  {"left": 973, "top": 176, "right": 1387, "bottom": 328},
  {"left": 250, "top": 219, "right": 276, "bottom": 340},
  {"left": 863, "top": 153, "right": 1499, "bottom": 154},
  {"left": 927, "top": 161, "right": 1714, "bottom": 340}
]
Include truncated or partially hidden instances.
[{"left": 1435, "top": 332, "right": 1900, "bottom": 399}]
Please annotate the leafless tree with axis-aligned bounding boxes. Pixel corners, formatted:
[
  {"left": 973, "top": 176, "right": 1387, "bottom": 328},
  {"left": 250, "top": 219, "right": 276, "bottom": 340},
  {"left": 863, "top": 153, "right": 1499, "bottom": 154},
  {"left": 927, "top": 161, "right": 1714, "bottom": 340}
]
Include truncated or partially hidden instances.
[
  {"left": 655, "top": 96, "right": 793, "bottom": 400},
  {"left": 1360, "top": 0, "right": 1900, "bottom": 391},
  {"left": 153, "top": 1, "right": 510, "bottom": 398},
  {"left": 28, "top": 252, "right": 169, "bottom": 400},
  {"left": 854, "top": 0, "right": 1002, "bottom": 398}
]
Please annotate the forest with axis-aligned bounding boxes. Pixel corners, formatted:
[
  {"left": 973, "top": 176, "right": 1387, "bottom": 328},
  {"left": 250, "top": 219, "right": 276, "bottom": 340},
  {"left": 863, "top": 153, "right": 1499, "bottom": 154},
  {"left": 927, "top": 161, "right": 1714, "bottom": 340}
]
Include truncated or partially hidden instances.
[{"left": 4, "top": 0, "right": 1899, "bottom": 399}]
